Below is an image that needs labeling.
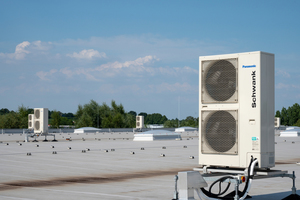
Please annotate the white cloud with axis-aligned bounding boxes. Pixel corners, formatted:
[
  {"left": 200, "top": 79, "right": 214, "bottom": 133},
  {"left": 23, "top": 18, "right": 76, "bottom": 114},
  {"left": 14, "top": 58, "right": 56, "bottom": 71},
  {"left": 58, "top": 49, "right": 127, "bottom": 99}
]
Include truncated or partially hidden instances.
[
  {"left": 57, "top": 35, "right": 228, "bottom": 63},
  {"left": 276, "top": 69, "right": 290, "bottom": 78},
  {"left": 31, "top": 40, "right": 52, "bottom": 51},
  {"left": 95, "top": 55, "right": 158, "bottom": 73},
  {"left": 67, "top": 49, "right": 106, "bottom": 59},
  {"left": 49, "top": 55, "right": 197, "bottom": 82},
  {"left": 276, "top": 83, "right": 290, "bottom": 89},
  {"left": 0, "top": 40, "right": 53, "bottom": 61},
  {"left": 36, "top": 69, "right": 58, "bottom": 81},
  {"left": 0, "top": 41, "right": 30, "bottom": 60}
]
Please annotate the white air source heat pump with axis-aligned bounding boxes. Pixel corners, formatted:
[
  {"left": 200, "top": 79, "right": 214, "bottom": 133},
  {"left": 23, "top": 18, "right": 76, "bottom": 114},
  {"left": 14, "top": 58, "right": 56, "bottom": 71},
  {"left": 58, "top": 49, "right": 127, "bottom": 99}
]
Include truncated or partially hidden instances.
[
  {"left": 136, "top": 116, "right": 144, "bottom": 129},
  {"left": 34, "top": 108, "right": 48, "bottom": 134},
  {"left": 28, "top": 114, "right": 34, "bottom": 129},
  {"left": 199, "top": 51, "right": 275, "bottom": 169}
]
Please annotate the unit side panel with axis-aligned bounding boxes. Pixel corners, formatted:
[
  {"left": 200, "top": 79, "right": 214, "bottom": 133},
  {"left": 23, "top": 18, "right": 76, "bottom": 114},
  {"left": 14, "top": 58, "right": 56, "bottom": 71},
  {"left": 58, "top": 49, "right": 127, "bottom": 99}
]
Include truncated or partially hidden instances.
[
  {"left": 238, "top": 53, "right": 261, "bottom": 167},
  {"left": 260, "top": 53, "right": 275, "bottom": 167}
]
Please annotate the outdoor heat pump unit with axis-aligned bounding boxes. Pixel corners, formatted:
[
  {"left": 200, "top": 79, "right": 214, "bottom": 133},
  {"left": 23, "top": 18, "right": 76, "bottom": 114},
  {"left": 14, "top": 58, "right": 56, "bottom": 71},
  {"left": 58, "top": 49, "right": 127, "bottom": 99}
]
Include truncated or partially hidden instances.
[
  {"left": 199, "top": 51, "right": 275, "bottom": 169},
  {"left": 34, "top": 108, "right": 48, "bottom": 134},
  {"left": 28, "top": 114, "right": 34, "bottom": 129},
  {"left": 136, "top": 116, "right": 144, "bottom": 129}
]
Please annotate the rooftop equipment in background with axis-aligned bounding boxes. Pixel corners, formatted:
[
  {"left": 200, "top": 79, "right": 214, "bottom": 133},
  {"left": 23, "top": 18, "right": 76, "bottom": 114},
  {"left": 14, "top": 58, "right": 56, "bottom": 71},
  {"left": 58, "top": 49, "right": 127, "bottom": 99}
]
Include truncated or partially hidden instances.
[
  {"left": 28, "top": 114, "right": 34, "bottom": 130},
  {"left": 275, "top": 117, "right": 280, "bottom": 128},
  {"left": 133, "top": 130, "right": 181, "bottom": 141},
  {"left": 199, "top": 51, "right": 275, "bottom": 169},
  {"left": 34, "top": 108, "right": 48, "bottom": 134},
  {"left": 136, "top": 116, "right": 144, "bottom": 129}
]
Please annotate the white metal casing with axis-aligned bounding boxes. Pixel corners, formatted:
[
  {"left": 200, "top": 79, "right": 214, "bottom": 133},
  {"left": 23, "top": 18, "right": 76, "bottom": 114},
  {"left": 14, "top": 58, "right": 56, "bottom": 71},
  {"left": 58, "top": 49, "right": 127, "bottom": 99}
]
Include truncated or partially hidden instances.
[
  {"left": 34, "top": 108, "right": 48, "bottom": 134},
  {"left": 178, "top": 171, "right": 207, "bottom": 200},
  {"left": 199, "top": 51, "right": 275, "bottom": 169},
  {"left": 275, "top": 117, "right": 280, "bottom": 128},
  {"left": 136, "top": 116, "right": 144, "bottom": 129},
  {"left": 28, "top": 114, "right": 34, "bottom": 129}
]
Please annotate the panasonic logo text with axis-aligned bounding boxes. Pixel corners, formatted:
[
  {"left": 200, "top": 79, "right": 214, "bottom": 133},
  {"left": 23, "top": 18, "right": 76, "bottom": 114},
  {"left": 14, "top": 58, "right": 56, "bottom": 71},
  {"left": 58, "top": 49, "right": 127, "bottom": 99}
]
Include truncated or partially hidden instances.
[
  {"left": 243, "top": 65, "right": 256, "bottom": 68},
  {"left": 251, "top": 71, "right": 256, "bottom": 108}
]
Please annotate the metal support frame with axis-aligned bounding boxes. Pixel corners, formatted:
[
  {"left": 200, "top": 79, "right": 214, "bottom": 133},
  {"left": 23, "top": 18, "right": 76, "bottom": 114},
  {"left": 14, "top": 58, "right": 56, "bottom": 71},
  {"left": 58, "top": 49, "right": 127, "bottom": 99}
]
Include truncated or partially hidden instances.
[
  {"left": 192, "top": 167, "right": 297, "bottom": 200},
  {"left": 24, "top": 129, "right": 57, "bottom": 142}
]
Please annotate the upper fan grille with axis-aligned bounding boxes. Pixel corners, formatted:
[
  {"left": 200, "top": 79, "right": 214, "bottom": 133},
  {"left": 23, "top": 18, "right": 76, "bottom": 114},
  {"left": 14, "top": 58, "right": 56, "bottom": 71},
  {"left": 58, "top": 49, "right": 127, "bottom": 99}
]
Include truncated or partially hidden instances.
[
  {"left": 202, "top": 59, "right": 238, "bottom": 103},
  {"left": 34, "top": 109, "right": 40, "bottom": 119},
  {"left": 202, "top": 110, "right": 238, "bottom": 154}
]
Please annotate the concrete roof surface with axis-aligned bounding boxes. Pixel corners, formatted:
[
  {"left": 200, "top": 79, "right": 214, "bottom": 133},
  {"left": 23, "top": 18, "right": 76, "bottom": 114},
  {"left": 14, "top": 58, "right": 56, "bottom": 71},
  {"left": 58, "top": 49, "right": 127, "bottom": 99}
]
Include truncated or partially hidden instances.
[{"left": 0, "top": 132, "right": 299, "bottom": 200}]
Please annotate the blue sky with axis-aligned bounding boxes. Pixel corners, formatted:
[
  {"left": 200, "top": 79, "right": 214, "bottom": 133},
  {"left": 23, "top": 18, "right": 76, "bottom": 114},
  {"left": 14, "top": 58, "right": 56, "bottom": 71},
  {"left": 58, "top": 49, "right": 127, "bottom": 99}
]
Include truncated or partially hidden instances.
[{"left": 1, "top": 0, "right": 300, "bottom": 119}]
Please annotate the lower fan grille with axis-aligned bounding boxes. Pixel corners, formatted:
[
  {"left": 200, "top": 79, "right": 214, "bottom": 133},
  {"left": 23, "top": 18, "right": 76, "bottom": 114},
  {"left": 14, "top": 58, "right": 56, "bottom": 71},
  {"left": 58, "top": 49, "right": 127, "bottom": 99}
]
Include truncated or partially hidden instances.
[
  {"left": 201, "top": 110, "right": 238, "bottom": 154},
  {"left": 35, "top": 121, "right": 40, "bottom": 131}
]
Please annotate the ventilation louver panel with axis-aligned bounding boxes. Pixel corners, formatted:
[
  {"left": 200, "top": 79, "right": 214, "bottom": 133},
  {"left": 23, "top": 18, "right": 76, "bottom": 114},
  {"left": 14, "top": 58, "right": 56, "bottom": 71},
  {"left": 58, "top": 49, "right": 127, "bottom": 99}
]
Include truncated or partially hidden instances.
[
  {"left": 201, "top": 110, "right": 238, "bottom": 155},
  {"left": 202, "top": 58, "right": 238, "bottom": 103}
]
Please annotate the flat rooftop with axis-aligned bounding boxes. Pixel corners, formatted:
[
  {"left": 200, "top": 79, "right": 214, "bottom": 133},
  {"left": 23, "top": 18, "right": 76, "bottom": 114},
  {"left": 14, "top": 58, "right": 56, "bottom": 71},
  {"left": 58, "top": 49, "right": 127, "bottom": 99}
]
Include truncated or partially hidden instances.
[{"left": 0, "top": 131, "right": 299, "bottom": 199}]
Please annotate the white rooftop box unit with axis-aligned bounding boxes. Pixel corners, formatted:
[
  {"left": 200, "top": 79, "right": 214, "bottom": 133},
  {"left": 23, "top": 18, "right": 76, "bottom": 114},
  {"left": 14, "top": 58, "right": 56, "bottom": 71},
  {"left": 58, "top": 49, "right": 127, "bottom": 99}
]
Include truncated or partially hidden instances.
[
  {"left": 34, "top": 108, "right": 48, "bottom": 134},
  {"left": 28, "top": 114, "right": 34, "bottom": 129},
  {"left": 136, "top": 116, "right": 144, "bottom": 129},
  {"left": 275, "top": 117, "right": 280, "bottom": 128},
  {"left": 199, "top": 51, "right": 275, "bottom": 169}
]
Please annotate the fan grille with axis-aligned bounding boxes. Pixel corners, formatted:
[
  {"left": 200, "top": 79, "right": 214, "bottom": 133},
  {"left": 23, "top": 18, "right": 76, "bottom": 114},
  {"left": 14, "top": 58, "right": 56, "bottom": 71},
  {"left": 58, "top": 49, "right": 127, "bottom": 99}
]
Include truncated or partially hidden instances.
[
  {"left": 28, "top": 122, "right": 32, "bottom": 127},
  {"left": 202, "top": 59, "right": 237, "bottom": 103},
  {"left": 34, "top": 109, "right": 40, "bottom": 119},
  {"left": 35, "top": 121, "right": 40, "bottom": 130},
  {"left": 136, "top": 117, "right": 140, "bottom": 121},
  {"left": 136, "top": 122, "right": 140, "bottom": 127},
  {"left": 202, "top": 110, "right": 238, "bottom": 154}
]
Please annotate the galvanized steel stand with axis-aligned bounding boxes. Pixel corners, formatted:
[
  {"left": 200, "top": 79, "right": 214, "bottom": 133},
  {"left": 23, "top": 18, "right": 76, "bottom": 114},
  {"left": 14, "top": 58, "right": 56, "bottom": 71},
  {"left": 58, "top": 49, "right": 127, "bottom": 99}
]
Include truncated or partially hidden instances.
[{"left": 192, "top": 167, "right": 299, "bottom": 200}]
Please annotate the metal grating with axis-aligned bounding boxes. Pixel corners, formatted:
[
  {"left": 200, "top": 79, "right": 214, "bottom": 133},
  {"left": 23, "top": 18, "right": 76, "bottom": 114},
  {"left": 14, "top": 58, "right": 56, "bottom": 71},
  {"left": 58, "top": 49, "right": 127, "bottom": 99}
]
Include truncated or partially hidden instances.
[
  {"left": 202, "top": 58, "right": 238, "bottom": 103},
  {"left": 35, "top": 121, "right": 40, "bottom": 131},
  {"left": 201, "top": 110, "right": 238, "bottom": 154},
  {"left": 136, "top": 116, "right": 140, "bottom": 121},
  {"left": 34, "top": 109, "right": 40, "bottom": 119}
]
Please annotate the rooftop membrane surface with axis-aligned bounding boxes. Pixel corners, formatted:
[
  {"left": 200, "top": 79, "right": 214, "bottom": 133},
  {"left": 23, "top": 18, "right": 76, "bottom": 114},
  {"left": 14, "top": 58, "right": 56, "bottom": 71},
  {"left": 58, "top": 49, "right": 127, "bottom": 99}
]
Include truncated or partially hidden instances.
[{"left": 0, "top": 131, "right": 299, "bottom": 200}]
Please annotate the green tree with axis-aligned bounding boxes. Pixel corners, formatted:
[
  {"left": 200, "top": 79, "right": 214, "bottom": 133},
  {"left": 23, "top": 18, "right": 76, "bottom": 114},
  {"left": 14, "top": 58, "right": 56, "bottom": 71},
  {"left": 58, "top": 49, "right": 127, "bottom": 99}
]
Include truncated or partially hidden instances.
[
  {"left": 281, "top": 107, "right": 288, "bottom": 126},
  {"left": 128, "top": 111, "right": 137, "bottom": 116},
  {"left": 275, "top": 110, "right": 281, "bottom": 118},
  {"left": 76, "top": 112, "right": 93, "bottom": 127},
  {"left": 0, "top": 108, "right": 10, "bottom": 115},
  {"left": 74, "top": 99, "right": 136, "bottom": 128},
  {"left": 51, "top": 110, "right": 61, "bottom": 128}
]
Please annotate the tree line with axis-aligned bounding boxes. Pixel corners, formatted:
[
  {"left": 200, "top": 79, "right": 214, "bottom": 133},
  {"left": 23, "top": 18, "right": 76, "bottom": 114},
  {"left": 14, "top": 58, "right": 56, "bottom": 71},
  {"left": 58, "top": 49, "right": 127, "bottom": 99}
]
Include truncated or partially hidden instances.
[
  {"left": 0, "top": 100, "right": 200, "bottom": 129},
  {"left": 0, "top": 106, "right": 75, "bottom": 129},
  {"left": 275, "top": 103, "right": 300, "bottom": 127},
  {"left": 3, "top": 101, "right": 300, "bottom": 129}
]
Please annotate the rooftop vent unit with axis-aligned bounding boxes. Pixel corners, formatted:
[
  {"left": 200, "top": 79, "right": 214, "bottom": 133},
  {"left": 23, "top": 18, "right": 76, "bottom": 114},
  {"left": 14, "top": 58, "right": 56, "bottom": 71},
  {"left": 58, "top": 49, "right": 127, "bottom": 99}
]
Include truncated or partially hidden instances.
[
  {"left": 34, "top": 108, "right": 48, "bottom": 134},
  {"left": 28, "top": 114, "right": 34, "bottom": 130},
  {"left": 199, "top": 51, "right": 275, "bottom": 169},
  {"left": 136, "top": 116, "right": 144, "bottom": 129}
]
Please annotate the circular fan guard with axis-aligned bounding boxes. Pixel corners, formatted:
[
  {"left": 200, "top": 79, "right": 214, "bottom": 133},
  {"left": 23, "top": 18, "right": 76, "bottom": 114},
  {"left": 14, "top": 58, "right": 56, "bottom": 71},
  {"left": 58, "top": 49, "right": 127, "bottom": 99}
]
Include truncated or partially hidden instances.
[
  {"left": 204, "top": 111, "right": 236, "bottom": 153},
  {"left": 35, "top": 121, "right": 40, "bottom": 130},
  {"left": 205, "top": 60, "right": 236, "bottom": 101},
  {"left": 34, "top": 110, "right": 40, "bottom": 119}
]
